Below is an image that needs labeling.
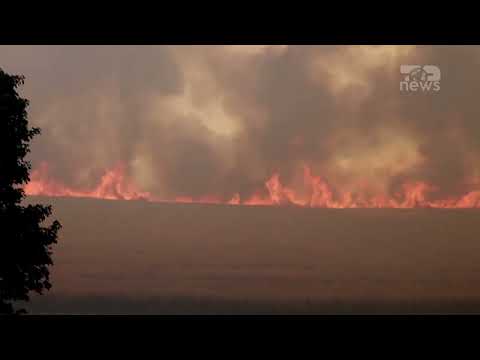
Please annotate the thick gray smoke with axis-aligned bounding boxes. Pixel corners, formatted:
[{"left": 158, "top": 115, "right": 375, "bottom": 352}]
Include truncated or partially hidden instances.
[{"left": 1, "top": 45, "right": 480, "bottom": 200}]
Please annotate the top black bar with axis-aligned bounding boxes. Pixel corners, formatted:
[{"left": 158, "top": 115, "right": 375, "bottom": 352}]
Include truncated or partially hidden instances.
[{"left": 1, "top": 6, "right": 479, "bottom": 44}]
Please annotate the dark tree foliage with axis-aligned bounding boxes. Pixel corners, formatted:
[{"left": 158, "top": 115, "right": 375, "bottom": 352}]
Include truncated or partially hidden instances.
[{"left": 0, "top": 68, "right": 61, "bottom": 315}]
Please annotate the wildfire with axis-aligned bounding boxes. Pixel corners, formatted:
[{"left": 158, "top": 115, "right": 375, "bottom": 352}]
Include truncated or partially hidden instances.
[
  {"left": 24, "top": 162, "right": 480, "bottom": 208},
  {"left": 25, "top": 162, "right": 152, "bottom": 201}
]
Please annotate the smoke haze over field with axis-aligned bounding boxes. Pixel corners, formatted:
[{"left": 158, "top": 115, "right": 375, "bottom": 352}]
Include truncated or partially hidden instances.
[
  {"left": 4, "top": 46, "right": 480, "bottom": 313},
  {"left": 2, "top": 46, "right": 480, "bottom": 204},
  {"left": 25, "top": 197, "right": 480, "bottom": 314}
]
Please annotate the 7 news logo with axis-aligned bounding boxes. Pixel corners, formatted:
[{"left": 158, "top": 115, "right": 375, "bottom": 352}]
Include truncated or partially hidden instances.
[{"left": 400, "top": 65, "right": 441, "bottom": 93}]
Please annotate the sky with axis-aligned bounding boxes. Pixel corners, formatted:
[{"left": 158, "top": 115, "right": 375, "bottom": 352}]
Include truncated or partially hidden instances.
[{"left": 1, "top": 45, "right": 480, "bottom": 207}]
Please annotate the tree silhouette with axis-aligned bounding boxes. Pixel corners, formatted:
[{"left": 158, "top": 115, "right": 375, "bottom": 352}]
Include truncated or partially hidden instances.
[{"left": 0, "top": 68, "right": 61, "bottom": 315}]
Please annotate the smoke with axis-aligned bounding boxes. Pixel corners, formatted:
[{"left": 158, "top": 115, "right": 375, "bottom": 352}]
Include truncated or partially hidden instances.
[{"left": 1, "top": 45, "right": 480, "bottom": 201}]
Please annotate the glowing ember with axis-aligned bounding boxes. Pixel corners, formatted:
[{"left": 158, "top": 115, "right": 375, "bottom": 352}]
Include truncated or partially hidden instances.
[{"left": 24, "top": 162, "right": 480, "bottom": 208}]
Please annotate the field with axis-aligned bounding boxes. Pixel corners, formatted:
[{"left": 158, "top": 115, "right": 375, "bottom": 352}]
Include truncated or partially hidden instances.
[{"left": 25, "top": 196, "right": 480, "bottom": 314}]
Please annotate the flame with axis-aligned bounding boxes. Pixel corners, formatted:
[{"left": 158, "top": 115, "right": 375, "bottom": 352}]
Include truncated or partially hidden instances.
[
  {"left": 25, "top": 162, "right": 152, "bottom": 201},
  {"left": 24, "top": 162, "right": 480, "bottom": 208}
]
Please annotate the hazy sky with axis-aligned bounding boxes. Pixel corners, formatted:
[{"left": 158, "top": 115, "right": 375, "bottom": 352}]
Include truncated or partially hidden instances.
[{"left": 1, "top": 45, "right": 480, "bottom": 202}]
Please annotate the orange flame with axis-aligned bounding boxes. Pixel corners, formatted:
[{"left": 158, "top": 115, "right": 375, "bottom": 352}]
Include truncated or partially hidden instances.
[
  {"left": 24, "top": 162, "right": 480, "bottom": 208},
  {"left": 25, "top": 162, "right": 152, "bottom": 201}
]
